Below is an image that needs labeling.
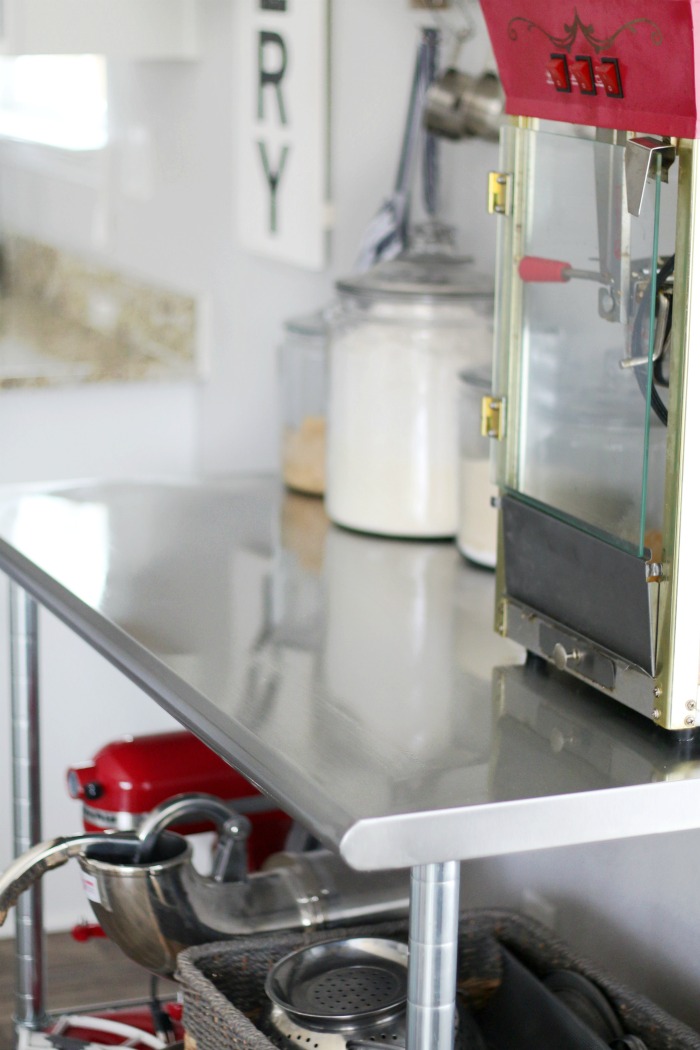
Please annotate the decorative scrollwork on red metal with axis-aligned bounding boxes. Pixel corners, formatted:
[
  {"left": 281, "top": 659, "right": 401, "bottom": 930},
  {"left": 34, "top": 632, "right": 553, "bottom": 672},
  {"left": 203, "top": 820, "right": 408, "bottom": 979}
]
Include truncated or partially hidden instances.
[{"left": 507, "top": 9, "right": 662, "bottom": 53}]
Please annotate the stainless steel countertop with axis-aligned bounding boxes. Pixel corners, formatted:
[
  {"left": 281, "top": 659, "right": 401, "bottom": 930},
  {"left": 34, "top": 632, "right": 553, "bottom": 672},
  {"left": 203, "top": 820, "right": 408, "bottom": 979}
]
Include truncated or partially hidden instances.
[{"left": 1, "top": 476, "right": 698, "bottom": 870}]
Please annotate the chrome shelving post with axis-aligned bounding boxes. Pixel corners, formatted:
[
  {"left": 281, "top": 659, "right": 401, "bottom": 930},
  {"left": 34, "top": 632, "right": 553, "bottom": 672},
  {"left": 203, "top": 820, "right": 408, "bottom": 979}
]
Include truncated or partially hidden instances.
[
  {"left": 10, "top": 582, "right": 48, "bottom": 1039},
  {"left": 406, "top": 861, "right": 461, "bottom": 1050}
]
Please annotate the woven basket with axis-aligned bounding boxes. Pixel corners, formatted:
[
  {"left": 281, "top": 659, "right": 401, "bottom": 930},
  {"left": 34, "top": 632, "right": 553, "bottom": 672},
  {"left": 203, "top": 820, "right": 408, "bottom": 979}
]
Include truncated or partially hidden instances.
[{"left": 176, "top": 909, "right": 700, "bottom": 1050}]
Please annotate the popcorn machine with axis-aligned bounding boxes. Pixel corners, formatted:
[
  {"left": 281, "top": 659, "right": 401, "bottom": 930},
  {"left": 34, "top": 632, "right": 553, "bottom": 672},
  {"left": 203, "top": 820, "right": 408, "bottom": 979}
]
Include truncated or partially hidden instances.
[{"left": 480, "top": 0, "right": 700, "bottom": 730}]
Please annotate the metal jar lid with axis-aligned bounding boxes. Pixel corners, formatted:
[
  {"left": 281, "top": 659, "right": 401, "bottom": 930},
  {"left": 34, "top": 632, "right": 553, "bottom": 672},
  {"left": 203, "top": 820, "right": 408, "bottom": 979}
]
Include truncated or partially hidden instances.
[{"left": 336, "top": 223, "right": 494, "bottom": 303}]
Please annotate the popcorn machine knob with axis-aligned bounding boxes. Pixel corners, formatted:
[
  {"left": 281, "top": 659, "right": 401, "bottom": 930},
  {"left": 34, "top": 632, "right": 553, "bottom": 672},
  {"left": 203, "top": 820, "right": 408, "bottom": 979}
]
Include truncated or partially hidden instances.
[{"left": 552, "top": 643, "right": 584, "bottom": 672}]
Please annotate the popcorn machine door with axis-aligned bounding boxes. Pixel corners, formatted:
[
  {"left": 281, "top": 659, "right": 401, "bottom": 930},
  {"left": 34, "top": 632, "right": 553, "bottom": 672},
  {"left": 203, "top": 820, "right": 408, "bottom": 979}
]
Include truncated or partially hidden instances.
[{"left": 495, "top": 123, "right": 677, "bottom": 717}]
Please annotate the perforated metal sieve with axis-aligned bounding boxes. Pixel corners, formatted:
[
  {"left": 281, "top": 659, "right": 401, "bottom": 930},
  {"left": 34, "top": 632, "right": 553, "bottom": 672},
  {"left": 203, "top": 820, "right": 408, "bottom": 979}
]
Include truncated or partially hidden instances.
[
  {"left": 299, "top": 964, "right": 403, "bottom": 1017},
  {"left": 264, "top": 938, "right": 409, "bottom": 1050}
]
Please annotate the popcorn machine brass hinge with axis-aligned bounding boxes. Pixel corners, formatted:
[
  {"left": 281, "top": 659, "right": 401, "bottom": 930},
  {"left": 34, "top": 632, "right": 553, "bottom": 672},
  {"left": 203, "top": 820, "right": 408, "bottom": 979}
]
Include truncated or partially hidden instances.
[
  {"left": 481, "top": 395, "right": 505, "bottom": 439},
  {"left": 487, "top": 171, "right": 512, "bottom": 215}
]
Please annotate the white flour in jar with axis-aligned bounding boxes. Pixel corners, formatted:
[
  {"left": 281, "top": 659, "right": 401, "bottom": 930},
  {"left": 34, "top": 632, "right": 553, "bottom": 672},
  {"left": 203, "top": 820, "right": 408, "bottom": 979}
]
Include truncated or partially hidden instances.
[
  {"left": 327, "top": 304, "right": 489, "bottom": 537},
  {"left": 457, "top": 457, "right": 498, "bottom": 568}
]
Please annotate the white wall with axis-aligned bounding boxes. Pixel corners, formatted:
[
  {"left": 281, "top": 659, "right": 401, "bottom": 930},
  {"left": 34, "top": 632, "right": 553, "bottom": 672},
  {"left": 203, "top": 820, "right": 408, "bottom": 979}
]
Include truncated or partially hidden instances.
[{"left": 1, "top": 0, "right": 700, "bottom": 1036}]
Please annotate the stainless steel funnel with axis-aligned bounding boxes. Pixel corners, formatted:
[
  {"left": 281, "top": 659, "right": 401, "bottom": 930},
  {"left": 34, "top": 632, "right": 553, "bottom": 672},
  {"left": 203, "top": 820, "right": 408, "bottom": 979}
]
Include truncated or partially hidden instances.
[
  {"left": 0, "top": 830, "right": 409, "bottom": 978},
  {"left": 78, "top": 834, "right": 409, "bottom": 976}
]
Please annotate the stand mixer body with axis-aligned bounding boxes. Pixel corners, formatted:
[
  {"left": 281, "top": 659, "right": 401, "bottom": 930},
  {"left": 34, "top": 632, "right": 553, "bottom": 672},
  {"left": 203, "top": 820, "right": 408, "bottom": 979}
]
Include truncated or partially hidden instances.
[{"left": 67, "top": 730, "right": 294, "bottom": 869}]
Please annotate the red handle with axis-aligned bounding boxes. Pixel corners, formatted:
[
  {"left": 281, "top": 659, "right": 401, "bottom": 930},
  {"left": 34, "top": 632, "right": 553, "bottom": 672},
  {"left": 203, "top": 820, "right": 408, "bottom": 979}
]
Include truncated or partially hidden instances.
[
  {"left": 518, "top": 256, "right": 571, "bottom": 282},
  {"left": 71, "top": 922, "right": 106, "bottom": 942}
]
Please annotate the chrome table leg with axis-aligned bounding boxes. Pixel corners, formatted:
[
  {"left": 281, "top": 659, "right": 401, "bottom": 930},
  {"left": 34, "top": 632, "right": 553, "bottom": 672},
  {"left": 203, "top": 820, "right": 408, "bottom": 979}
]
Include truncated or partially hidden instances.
[
  {"left": 406, "top": 861, "right": 461, "bottom": 1050},
  {"left": 10, "top": 583, "right": 48, "bottom": 1038}
]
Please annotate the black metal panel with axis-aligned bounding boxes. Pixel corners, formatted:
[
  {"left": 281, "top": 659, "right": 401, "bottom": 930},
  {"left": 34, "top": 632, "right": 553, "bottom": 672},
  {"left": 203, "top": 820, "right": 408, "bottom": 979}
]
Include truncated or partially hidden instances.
[{"left": 502, "top": 496, "right": 655, "bottom": 674}]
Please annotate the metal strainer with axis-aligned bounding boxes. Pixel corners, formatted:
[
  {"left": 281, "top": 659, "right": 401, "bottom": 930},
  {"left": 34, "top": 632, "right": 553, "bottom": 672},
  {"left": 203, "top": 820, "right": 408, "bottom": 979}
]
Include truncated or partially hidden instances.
[{"left": 264, "top": 938, "right": 409, "bottom": 1049}]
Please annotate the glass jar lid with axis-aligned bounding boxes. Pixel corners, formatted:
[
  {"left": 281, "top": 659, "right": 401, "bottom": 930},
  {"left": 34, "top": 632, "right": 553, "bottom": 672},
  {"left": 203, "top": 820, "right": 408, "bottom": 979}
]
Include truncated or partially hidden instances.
[
  {"left": 459, "top": 367, "right": 492, "bottom": 389},
  {"left": 284, "top": 309, "right": 327, "bottom": 336},
  {"left": 336, "top": 223, "right": 494, "bottom": 302}
]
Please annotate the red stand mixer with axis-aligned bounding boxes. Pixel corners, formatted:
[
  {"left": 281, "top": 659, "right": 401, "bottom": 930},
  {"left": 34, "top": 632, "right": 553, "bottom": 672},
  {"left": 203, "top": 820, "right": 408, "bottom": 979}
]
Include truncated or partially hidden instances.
[
  {"left": 66, "top": 729, "right": 294, "bottom": 871},
  {"left": 0, "top": 728, "right": 407, "bottom": 1048},
  {"left": 56, "top": 729, "right": 296, "bottom": 1047}
]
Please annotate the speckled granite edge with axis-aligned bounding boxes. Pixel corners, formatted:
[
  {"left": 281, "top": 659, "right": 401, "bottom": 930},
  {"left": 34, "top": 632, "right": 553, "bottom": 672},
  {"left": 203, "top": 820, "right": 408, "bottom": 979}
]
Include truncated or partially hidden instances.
[{"left": 0, "top": 235, "right": 203, "bottom": 388}]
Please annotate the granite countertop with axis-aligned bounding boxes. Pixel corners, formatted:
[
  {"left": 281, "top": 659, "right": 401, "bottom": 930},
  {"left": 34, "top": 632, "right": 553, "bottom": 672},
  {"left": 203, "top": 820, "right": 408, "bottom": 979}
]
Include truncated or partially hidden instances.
[{"left": 0, "top": 236, "right": 201, "bottom": 389}]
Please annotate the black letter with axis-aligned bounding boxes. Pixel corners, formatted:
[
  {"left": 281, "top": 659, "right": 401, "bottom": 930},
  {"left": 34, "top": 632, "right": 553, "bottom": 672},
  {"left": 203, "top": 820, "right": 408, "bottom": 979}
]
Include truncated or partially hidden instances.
[
  {"left": 258, "top": 31, "right": 288, "bottom": 125},
  {"left": 257, "top": 142, "right": 290, "bottom": 233}
]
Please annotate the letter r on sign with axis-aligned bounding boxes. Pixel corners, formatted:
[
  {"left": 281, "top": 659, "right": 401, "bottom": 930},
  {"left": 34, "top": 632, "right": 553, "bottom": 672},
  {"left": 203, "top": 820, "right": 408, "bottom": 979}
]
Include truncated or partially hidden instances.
[{"left": 258, "top": 31, "right": 288, "bottom": 124}]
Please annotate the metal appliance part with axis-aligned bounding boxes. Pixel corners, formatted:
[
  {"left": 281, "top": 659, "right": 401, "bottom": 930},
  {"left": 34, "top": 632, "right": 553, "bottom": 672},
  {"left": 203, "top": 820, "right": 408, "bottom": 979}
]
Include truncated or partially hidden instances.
[
  {"left": 424, "top": 69, "right": 503, "bottom": 141},
  {"left": 0, "top": 833, "right": 137, "bottom": 926},
  {"left": 0, "top": 831, "right": 410, "bottom": 977},
  {"left": 625, "top": 137, "right": 677, "bottom": 218},
  {"left": 264, "top": 937, "right": 409, "bottom": 1050},
  {"left": 135, "top": 791, "right": 252, "bottom": 881}
]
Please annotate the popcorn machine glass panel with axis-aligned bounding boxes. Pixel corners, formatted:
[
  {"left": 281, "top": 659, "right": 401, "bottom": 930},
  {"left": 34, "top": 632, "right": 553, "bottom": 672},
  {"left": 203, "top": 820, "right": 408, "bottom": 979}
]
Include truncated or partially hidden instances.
[{"left": 501, "top": 124, "right": 674, "bottom": 561}]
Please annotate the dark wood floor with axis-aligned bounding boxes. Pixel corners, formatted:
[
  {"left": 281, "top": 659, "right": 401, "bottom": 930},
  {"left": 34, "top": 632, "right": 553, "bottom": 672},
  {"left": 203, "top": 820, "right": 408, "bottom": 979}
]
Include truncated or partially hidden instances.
[{"left": 0, "top": 932, "right": 162, "bottom": 1048}]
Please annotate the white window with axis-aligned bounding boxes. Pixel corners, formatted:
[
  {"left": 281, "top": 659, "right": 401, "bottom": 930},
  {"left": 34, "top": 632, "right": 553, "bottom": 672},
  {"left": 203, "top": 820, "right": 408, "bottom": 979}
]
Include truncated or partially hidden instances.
[{"left": 0, "top": 55, "right": 106, "bottom": 150}]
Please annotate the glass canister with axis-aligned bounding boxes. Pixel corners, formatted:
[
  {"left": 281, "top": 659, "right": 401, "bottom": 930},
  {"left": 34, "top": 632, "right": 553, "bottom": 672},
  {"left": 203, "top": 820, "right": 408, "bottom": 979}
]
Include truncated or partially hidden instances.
[
  {"left": 326, "top": 224, "right": 494, "bottom": 538},
  {"left": 457, "top": 369, "right": 498, "bottom": 569},
  {"left": 279, "top": 310, "right": 328, "bottom": 496}
]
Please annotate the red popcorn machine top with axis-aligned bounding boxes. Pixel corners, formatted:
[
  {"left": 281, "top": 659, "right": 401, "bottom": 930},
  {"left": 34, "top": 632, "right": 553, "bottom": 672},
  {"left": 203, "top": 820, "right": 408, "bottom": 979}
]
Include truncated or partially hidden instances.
[
  {"left": 479, "top": 0, "right": 700, "bottom": 729},
  {"left": 481, "top": 0, "right": 700, "bottom": 138}
]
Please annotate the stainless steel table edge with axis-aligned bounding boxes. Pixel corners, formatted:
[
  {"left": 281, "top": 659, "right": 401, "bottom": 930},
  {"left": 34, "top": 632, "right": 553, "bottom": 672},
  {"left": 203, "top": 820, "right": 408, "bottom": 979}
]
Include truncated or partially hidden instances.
[
  {"left": 339, "top": 776, "right": 700, "bottom": 869},
  {"left": 7, "top": 530, "right": 694, "bottom": 876}
]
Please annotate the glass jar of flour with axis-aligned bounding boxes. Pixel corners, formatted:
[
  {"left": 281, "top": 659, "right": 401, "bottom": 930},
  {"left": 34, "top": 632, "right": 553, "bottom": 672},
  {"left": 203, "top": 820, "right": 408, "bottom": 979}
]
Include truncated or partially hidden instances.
[
  {"left": 326, "top": 224, "right": 494, "bottom": 537},
  {"left": 279, "top": 310, "right": 328, "bottom": 496}
]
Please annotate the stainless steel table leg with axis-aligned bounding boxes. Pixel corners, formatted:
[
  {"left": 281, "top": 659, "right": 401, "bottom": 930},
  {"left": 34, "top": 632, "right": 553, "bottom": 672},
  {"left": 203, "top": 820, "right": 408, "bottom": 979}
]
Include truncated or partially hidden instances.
[
  {"left": 406, "top": 861, "right": 461, "bottom": 1050},
  {"left": 10, "top": 583, "right": 48, "bottom": 1037}
]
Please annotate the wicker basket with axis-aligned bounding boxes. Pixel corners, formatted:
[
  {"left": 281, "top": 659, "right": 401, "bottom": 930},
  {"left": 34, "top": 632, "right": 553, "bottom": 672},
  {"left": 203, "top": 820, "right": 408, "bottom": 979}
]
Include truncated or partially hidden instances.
[{"left": 176, "top": 909, "right": 700, "bottom": 1050}]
